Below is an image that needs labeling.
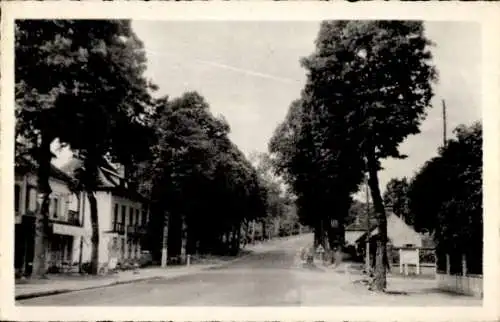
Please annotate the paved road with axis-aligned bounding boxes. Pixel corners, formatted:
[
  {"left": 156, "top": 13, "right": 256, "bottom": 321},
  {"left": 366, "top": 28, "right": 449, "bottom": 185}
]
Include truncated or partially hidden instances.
[
  {"left": 18, "top": 233, "right": 482, "bottom": 306},
  {"left": 18, "top": 234, "right": 312, "bottom": 306}
]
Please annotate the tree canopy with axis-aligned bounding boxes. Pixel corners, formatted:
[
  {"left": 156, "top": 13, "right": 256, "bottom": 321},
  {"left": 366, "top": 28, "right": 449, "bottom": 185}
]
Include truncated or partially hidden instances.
[
  {"left": 270, "top": 20, "right": 437, "bottom": 290},
  {"left": 15, "top": 19, "right": 156, "bottom": 276},
  {"left": 134, "top": 92, "right": 269, "bottom": 260},
  {"left": 383, "top": 177, "right": 412, "bottom": 226},
  {"left": 408, "top": 122, "right": 482, "bottom": 254}
]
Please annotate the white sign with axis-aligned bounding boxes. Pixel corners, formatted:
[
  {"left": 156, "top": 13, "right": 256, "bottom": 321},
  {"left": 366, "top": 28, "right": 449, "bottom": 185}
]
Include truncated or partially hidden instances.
[
  {"left": 316, "top": 245, "right": 325, "bottom": 253},
  {"left": 52, "top": 223, "right": 84, "bottom": 236},
  {"left": 400, "top": 248, "right": 419, "bottom": 265}
]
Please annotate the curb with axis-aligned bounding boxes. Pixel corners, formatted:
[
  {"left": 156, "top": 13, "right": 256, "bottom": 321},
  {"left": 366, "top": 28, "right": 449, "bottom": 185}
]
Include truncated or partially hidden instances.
[
  {"left": 16, "top": 251, "right": 256, "bottom": 301},
  {"left": 15, "top": 275, "right": 167, "bottom": 301}
]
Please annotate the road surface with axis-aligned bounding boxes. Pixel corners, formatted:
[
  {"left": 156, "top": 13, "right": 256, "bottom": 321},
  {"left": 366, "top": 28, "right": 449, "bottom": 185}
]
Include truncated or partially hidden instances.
[
  {"left": 18, "top": 233, "right": 481, "bottom": 306},
  {"left": 18, "top": 234, "right": 312, "bottom": 306}
]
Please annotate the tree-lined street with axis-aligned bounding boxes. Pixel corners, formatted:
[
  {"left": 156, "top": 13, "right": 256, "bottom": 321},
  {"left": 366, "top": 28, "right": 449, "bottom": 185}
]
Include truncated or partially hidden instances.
[{"left": 12, "top": 18, "right": 483, "bottom": 307}]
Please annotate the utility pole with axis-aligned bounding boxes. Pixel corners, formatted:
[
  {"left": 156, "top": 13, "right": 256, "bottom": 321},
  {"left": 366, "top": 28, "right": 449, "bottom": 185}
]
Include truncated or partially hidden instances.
[
  {"left": 251, "top": 220, "right": 256, "bottom": 244},
  {"left": 365, "top": 174, "right": 371, "bottom": 273},
  {"left": 78, "top": 192, "right": 85, "bottom": 274},
  {"left": 442, "top": 99, "right": 447, "bottom": 147}
]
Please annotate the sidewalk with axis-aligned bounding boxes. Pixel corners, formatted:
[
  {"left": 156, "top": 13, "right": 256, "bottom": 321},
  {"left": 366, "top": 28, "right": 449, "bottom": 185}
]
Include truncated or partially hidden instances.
[
  {"left": 291, "top": 261, "right": 482, "bottom": 306},
  {"left": 15, "top": 264, "right": 215, "bottom": 300},
  {"left": 15, "top": 246, "right": 257, "bottom": 301}
]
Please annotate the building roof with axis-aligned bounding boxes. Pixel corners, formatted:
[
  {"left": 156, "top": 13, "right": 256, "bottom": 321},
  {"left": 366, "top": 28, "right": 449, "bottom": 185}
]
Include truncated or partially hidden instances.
[
  {"left": 345, "top": 231, "right": 365, "bottom": 246},
  {"left": 346, "top": 217, "right": 378, "bottom": 232},
  {"left": 356, "top": 212, "right": 424, "bottom": 248},
  {"left": 15, "top": 156, "right": 76, "bottom": 185},
  {"left": 60, "top": 157, "right": 124, "bottom": 188},
  {"left": 60, "top": 157, "right": 148, "bottom": 203}
]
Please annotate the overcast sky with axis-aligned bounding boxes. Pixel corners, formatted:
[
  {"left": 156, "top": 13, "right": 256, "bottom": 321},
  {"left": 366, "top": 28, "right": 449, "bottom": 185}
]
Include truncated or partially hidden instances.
[{"left": 53, "top": 20, "right": 481, "bottom": 197}]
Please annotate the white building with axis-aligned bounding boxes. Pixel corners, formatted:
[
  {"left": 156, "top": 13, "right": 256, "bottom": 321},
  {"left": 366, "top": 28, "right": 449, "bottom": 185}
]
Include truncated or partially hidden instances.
[
  {"left": 14, "top": 157, "right": 150, "bottom": 276},
  {"left": 61, "top": 158, "right": 150, "bottom": 273}
]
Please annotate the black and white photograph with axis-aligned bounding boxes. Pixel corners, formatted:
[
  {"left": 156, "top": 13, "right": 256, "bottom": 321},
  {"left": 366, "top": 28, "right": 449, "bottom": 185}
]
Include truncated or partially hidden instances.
[{"left": 1, "top": 2, "right": 499, "bottom": 321}]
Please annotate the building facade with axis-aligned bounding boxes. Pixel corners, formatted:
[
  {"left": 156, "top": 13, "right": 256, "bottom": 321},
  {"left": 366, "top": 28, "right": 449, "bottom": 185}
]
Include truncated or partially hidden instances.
[
  {"left": 14, "top": 160, "right": 86, "bottom": 276},
  {"left": 61, "top": 158, "right": 150, "bottom": 272},
  {"left": 14, "top": 158, "right": 150, "bottom": 276}
]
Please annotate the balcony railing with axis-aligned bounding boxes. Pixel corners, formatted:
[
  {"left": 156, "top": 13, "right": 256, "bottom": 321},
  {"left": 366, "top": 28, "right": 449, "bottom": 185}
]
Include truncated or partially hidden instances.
[
  {"left": 126, "top": 225, "right": 136, "bottom": 235},
  {"left": 112, "top": 222, "right": 125, "bottom": 234},
  {"left": 126, "top": 225, "right": 147, "bottom": 237},
  {"left": 137, "top": 226, "right": 147, "bottom": 235},
  {"left": 50, "top": 210, "right": 81, "bottom": 226}
]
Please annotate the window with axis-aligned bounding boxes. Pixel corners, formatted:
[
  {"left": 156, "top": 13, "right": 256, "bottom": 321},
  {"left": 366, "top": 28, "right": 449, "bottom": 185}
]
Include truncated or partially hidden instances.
[
  {"left": 27, "top": 186, "right": 37, "bottom": 212},
  {"left": 113, "top": 204, "right": 119, "bottom": 224},
  {"left": 120, "top": 238, "right": 125, "bottom": 257},
  {"left": 15, "top": 184, "right": 21, "bottom": 214},
  {"left": 129, "top": 207, "right": 134, "bottom": 226},
  {"left": 52, "top": 198, "right": 59, "bottom": 218},
  {"left": 121, "top": 205, "right": 126, "bottom": 224}
]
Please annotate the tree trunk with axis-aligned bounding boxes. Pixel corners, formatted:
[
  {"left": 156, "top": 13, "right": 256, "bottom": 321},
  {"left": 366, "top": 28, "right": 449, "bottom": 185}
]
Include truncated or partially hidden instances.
[
  {"left": 31, "top": 135, "right": 53, "bottom": 278},
  {"left": 261, "top": 220, "right": 267, "bottom": 241},
  {"left": 185, "top": 221, "right": 197, "bottom": 256},
  {"left": 314, "top": 219, "right": 322, "bottom": 248},
  {"left": 366, "top": 153, "right": 388, "bottom": 292},
  {"left": 231, "top": 223, "right": 241, "bottom": 255},
  {"left": 235, "top": 224, "right": 241, "bottom": 251},
  {"left": 147, "top": 201, "right": 165, "bottom": 263},
  {"left": 88, "top": 191, "right": 100, "bottom": 275},
  {"left": 167, "top": 212, "right": 182, "bottom": 261}
]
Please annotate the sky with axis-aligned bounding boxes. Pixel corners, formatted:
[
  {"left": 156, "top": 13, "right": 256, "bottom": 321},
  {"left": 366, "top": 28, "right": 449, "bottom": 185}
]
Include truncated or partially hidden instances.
[{"left": 54, "top": 20, "right": 482, "bottom": 197}]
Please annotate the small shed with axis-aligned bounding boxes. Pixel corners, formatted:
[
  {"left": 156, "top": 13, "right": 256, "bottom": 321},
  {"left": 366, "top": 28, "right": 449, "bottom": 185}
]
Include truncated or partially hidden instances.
[
  {"left": 368, "top": 213, "right": 423, "bottom": 248},
  {"left": 345, "top": 218, "right": 378, "bottom": 247},
  {"left": 354, "top": 211, "right": 430, "bottom": 275}
]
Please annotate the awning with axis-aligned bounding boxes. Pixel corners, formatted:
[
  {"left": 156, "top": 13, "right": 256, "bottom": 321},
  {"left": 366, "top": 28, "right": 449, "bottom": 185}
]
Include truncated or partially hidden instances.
[{"left": 52, "top": 223, "right": 85, "bottom": 237}]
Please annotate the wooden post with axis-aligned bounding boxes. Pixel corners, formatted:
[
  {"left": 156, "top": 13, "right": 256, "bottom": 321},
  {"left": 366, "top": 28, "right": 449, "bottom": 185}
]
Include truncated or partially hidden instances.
[
  {"left": 434, "top": 249, "right": 438, "bottom": 276},
  {"left": 365, "top": 240, "right": 370, "bottom": 273},
  {"left": 160, "top": 219, "right": 168, "bottom": 268},
  {"left": 416, "top": 248, "right": 420, "bottom": 275},
  {"left": 251, "top": 220, "right": 256, "bottom": 244},
  {"left": 399, "top": 248, "right": 403, "bottom": 274},
  {"left": 462, "top": 254, "right": 467, "bottom": 277},
  {"left": 446, "top": 254, "right": 450, "bottom": 275}
]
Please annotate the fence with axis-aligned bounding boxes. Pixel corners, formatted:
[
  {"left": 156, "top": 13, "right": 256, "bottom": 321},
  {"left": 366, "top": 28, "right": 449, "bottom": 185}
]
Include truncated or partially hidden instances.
[{"left": 436, "top": 251, "right": 483, "bottom": 298}]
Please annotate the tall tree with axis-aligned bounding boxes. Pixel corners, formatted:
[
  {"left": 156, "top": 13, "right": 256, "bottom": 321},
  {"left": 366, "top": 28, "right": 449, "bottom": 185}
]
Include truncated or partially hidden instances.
[
  {"left": 383, "top": 177, "right": 412, "bottom": 225},
  {"left": 136, "top": 92, "right": 268, "bottom": 261},
  {"left": 295, "top": 21, "right": 437, "bottom": 291},
  {"left": 408, "top": 122, "right": 482, "bottom": 275},
  {"left": 15, "top": 20, "right": 155, "bottom": 276},
  {"left": 248, "top": 151, "right": 288, "bottom": 239}
]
